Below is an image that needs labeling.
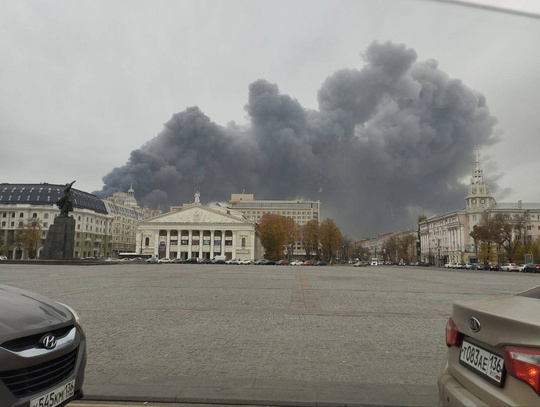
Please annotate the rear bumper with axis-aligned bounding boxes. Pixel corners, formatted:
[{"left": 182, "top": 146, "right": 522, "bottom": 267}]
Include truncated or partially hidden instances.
[{"left": 438, "top": 365, "right": 489, "bottom": 407}]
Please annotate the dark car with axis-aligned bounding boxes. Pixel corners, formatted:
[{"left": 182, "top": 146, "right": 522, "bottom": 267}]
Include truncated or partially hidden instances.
[
  {"left": 315, "top": 261, "right": 328, "bottom": 266},
  {"left": 183, "top": 257, "right": 199, "bottom": 264},
  {"left": 489, "top": 264, "right": 500, "bottom": 271},
  {"left": 522, "top": 263, "right": 536, "bottom": 273},
  {"left": 0, "top": 284, "right": 86, "bottom": 407}
]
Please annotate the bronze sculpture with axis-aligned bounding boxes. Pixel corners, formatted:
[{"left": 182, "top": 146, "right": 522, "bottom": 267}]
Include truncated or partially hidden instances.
[{"left": 56, "top": 180, "right": 76, "bottom": 217}]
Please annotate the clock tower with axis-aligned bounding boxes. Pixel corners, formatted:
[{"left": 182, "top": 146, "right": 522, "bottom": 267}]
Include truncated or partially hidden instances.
[{"left": 465, "top": 145, "right": 495, "bottom": 216}]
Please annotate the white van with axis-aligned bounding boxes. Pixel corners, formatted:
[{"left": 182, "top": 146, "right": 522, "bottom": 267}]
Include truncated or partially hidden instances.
[
  {"left": 370, "top": 258, "right": 379, "bottom": 266},
  {"left": 212, "top": 255, "right": 226, "bottom": 264}
]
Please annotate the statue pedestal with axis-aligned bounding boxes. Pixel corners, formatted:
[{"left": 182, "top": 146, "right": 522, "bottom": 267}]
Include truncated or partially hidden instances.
[{"left": 41, "top": 217, "right": 75, "bottom": 260}]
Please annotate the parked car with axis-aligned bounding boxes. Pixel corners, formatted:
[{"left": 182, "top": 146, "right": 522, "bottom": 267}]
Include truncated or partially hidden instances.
[
  {"left": 354, "top": 261, "right": 368, "bottom": 267},
  {"left": 302, "top": 260, "right": 315, "bottom": 266},
  {"left": 522, "top": 263, "right": 536, "bottom": 273},
  {"left": 172, "top": 258, "right": 184, "bottom": 263},
  {"left": 0, "top": 255, "right": 7, "bottom": 260},
  {"left": 290, "top": 260, "right": 303, "bottom": 266},
  {"left": 489, "top": 264, "right": 500, "bottom": 271},
  {"left": 146, "top": 257, "right": 159, "bottom": 263},
  {"left": 238, "top": 259, "right": 251, "bottom": 265},
  {"left": 0, "top": 284, "right": 87, "bottom": 407},
  {"left": 276, "top": 259, "right": 289, "bottom": 266},
  {"left": 438, "top": 285, "right": 540, "bottom": 406},
  {"left": 315, "top": 261, "right": 328, "bottom": 266},
  {"left": 183, "top": 257, "right": 199, "bottom": 264},
  {"left": 500, "top": 263, "right": 520, "bottom": 272},
  {"left": 158, "top": 258, "right": 172, "bottom": 263}
]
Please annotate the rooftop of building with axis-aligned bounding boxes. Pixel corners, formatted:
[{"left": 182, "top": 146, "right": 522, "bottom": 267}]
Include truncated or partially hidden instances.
[{"left": 0, "top": 183, "right": 108, "bottom": 214}]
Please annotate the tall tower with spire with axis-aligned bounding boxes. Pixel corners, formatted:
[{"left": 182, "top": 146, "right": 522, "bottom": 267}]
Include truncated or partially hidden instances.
[
  {"left": 465, "top": 145, "right": 495, "bottom": 212},
  {"left": 124, "top": 183, "right": 138, "bottom": 207}
]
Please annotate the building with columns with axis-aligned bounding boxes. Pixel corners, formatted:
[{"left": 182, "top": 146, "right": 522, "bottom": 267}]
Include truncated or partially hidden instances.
[
  {"left": 419, "top": 146, "right": 540, "bottom": 265},
  {"left": 135, "top": 192, "right": 263, "bottom": 261}
]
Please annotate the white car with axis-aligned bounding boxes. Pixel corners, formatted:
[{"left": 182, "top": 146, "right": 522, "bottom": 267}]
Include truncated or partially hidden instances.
[
  {"left": 158, "top": 258, "right": 172, "bottom": 263},
  {"left": 290, "top": 260, "right": 303, "bottom": 266},
  {"left": 238, "top": 259, "right": 251, "bottom": 265}
]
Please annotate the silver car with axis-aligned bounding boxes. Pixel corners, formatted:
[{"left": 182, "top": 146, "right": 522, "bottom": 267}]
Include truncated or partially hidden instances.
[
  {"left": 0, "top": 284, "right": 86, "bottom": 407},
  {"left": 438, "top": 285, "right": 540, "bottom": 406}
]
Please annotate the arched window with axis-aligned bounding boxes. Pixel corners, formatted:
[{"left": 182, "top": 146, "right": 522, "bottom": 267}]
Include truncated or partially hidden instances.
[
  {"left": 145, "top": 237, "right": 150, "bottom": 246},
  {"left": 241, "top": 237, "right": 246, "bottom": 247},
  {"left": 19, "top": 212, "right": 24, "bottom": 218},
  {"left": 32, "top": 213, "right": 37, "bottom": 218},
  {"left": 44, "top": 213, "right": 49, "bottom": 219}
]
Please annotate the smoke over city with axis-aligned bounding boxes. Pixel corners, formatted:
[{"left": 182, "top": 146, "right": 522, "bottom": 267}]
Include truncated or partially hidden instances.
[{"left": 95, "top": 41, "right": 498, "bottom": 237}]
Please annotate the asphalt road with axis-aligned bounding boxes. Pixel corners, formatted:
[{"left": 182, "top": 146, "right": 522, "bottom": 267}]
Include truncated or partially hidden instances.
[{"left": 1, "top": 262, "right": 538, "bottom": 407}]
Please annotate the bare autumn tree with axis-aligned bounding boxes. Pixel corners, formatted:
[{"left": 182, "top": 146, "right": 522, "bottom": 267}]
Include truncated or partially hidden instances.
[
  {"left": 397, "top": 233, "right": 416, "bottom": 263},
  {"left": 470, "top": 213, "right": 528, "bottom": 263},
  {"left": 319, "top": 219, "right": 342, "bottom": 262},
  {"left": 302, "top": 220, "right": 319, "bottom": 259},
  {"left": 341, "top": 235, "right": 355, "bottom": 262},
  {"left": 15, "top": 218, "right": 42, "bottom": 259},
  {"left": 491, "top": 213, "right": 528, "bottom": 262},
  {"left": 259, "top": 214, "right": 301, "bottom": 260}
]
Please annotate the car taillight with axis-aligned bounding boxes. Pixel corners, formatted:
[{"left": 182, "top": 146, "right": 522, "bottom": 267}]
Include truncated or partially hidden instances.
[
  {"left": 504, "top": 346, "right": 540, "bottom": 396},
  {"left": 446, "top": 317, "right": 463, "bottom": 347}
]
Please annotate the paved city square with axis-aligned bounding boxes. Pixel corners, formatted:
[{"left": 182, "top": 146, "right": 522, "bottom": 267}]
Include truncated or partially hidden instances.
[{"left": 1, "top": 263, "right": 538, "bottom": 406}]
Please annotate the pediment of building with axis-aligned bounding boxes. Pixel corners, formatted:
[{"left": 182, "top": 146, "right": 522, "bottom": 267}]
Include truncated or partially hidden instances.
[{"left": 144, "top": 205, "right": 249, "bottom": 225}]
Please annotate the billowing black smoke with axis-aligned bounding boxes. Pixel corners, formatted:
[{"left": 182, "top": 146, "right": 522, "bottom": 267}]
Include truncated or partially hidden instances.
[{"left": 95, "top": 41, "right": 498, "bottom": 237}]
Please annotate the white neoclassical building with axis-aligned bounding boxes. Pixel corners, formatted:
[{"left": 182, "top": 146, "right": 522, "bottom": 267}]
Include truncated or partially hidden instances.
[
  {"left": 135, "top": 192, "right": 263, "bottom": 261},
  {"left": 419, "top": 146, "right": 540, "bottom": 265}
]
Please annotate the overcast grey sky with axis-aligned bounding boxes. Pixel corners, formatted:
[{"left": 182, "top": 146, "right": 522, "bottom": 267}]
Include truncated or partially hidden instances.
[{"left": 1, "top": 0, "right": 539, "bottom": 236}]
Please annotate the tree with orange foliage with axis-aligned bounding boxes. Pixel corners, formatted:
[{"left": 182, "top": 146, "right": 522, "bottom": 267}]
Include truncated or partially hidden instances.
[{"left": 259, "top": 214, "right": 301, "bottom": 259}]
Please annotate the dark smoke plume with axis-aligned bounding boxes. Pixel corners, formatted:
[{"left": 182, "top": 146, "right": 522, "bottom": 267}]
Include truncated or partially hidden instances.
[{"left": 95, "top": 41, "right": 498, "bottom": 237}]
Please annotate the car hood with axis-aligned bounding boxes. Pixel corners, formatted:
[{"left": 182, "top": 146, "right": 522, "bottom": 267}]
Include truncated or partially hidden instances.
[{"left": 0, "top": 284, "right": 73, "bottom": 338}]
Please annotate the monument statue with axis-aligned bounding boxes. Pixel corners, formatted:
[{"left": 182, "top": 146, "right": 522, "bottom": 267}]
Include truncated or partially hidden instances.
[{"left": 56, "top": 180, "right": 76, "bottom": 217}]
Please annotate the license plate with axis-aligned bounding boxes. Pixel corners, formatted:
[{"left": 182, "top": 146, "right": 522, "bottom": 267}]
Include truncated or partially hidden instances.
[
  {"left": 30, "top": 380, "right": 75, "bottom": 407},
  {"left": 460, "top": 340, "right": 505, "bottom": 387}
]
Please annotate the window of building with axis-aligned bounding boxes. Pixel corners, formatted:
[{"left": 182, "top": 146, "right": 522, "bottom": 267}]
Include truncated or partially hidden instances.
[
  {"left": 241, "top": 237, "right": 246, "bottom": 247},
  {"left": 19, "top": 212, "right": 24, "bottom": 218}
]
